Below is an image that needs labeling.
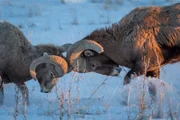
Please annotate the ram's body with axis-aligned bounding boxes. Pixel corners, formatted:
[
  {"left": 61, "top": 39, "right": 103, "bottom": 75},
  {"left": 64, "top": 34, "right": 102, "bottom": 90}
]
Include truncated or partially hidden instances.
[
  {"left": 0, "top": 21, "right": 71, "bottom": 105},
  {"left": 67, "top": 3, "right": 180, "bottom": 85},
  {"left": 85, "top": 3, "right": 180, "bottom": 68}
]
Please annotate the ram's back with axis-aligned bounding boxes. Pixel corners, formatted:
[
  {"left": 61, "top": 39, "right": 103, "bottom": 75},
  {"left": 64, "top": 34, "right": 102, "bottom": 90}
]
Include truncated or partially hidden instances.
[
  {"left": 0, "top": 22, "right": 32, "bottom": 69},
  {"left": 119, "top": 3, "right": 180, "bottom": 46}
]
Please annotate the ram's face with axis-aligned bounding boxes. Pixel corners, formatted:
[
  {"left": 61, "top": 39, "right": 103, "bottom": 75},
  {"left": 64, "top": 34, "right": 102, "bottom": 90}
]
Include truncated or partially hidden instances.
[
  {"left": 79, "top": 51, "right": 121, "bottom": 76},
  {"left": 67, "top": 40, "right": 122, "bottom": 76},
  {"left": 35, "top": 63, "right": 60, "bottom": 93},
  {"left": 30, "top": 53, "right": 69, "bottom": 93}
]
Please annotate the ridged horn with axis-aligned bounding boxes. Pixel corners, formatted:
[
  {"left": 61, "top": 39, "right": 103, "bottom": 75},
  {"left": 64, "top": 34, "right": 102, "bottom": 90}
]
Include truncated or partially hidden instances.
[
  {"left": 30, "top": 55, "right": 68, "bottom": 80},
  {"left": 66, "top": 40, "right": 104, "bottom": 72},
  {"left": 61, "top": 43, "right": 72, "bottom": 52}
]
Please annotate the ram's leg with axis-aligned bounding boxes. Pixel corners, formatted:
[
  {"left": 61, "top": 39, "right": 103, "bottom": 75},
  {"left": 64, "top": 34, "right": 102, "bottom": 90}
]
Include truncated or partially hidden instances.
[
  {"left": 121, "top": 62, "right": 146, "bottom": 105},
  {"left": 0, "top": 76, "right": 4, "bottom": 105},
  {"left": 15, "top": 82, "right": 29, "bottom": 106},
  {"left": 123, "top": 62, "right": 146, "bottom": 85},
  {"left": 146, "top": 69, "right": 160, "bottom": 101}
]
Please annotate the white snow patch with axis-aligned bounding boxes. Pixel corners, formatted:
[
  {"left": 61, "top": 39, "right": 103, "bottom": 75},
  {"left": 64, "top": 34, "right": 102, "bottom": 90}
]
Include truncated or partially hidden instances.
[
  {"left": 0, "top": 20, "right": 5, "bottom": 23},
  {"left": 63, "top": 0, "right": 86, "bottom": 3},
  {"left": 0, "top": 0, "right": 180, "bottom": 119}
]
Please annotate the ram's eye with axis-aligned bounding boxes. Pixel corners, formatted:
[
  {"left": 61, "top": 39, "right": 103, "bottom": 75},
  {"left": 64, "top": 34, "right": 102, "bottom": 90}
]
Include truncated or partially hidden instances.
[
  {"left": 92, "top": 62, "right": 96, "bottom": 69},
  {"left": 50, "top": 72, "right": 55, "bottom": 78}
]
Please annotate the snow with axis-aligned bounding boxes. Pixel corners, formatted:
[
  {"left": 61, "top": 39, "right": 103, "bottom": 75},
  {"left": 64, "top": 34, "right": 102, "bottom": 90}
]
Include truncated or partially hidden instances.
[
  {"left": 63, "top": 0, "right": 86, "bottom": 3},
  {"left": 0, "top": 0, "right": 180, "bottom": 120},
  {"left": 0, "top": 20, "right": 5, "bottom": 23}
]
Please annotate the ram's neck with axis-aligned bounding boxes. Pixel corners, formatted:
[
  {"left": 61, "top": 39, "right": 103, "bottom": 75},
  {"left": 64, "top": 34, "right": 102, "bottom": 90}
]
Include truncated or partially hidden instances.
[
  {"left": 28, "top": 44, "right": 64, "bottom": 61},
  {"left": 86, "top": 25, "right": 128, "bottom": 44},
  {"left": 34, "top": 44, "right": 62, "bottom": 56},
  {"left": 82, "top": 23, "right": 133, "bottom": 68},
  {"left": 20, "top": 44, "right": 62, "bottom": 70}
]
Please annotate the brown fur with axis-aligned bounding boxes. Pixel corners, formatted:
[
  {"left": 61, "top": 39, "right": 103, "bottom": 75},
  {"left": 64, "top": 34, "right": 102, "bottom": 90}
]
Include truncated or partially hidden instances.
[{"left": 83, "top": 3, "right": 180, "bottom": 84}]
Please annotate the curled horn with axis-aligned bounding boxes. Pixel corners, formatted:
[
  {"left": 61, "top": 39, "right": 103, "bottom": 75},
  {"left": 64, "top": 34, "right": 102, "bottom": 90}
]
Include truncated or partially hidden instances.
[
  {"left": 30, "top": 53, "right": 68, "bottom": 80},
  {"left": 66, "top": 40, "right": 104, "bottom": 72},
  {"left": 61, "top": 43, "right": 72, "bottom": 52}
]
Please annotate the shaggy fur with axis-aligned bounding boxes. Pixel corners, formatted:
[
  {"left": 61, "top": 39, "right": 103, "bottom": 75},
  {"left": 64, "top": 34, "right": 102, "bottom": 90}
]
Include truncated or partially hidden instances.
[
  {"left": 0, "top": 21, "right": 69, "bottom": 105},
  {"left": 83, "top": 3, "right": 180, "bottom": 84}
]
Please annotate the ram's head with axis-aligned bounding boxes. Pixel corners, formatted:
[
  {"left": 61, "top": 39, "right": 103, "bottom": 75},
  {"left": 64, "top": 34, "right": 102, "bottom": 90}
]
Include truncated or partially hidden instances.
[
  {"left": 67, "top": 40, "right": 122, "bottom": 76},
  {"left": 30, "top": 52, "right": 68, "bottom": 93}
]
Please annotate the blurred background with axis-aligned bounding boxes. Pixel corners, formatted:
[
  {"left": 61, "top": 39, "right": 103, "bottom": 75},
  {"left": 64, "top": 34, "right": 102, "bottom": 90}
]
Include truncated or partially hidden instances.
[{"left": 0, "top": 0, "right": 180, "bottom": 120}]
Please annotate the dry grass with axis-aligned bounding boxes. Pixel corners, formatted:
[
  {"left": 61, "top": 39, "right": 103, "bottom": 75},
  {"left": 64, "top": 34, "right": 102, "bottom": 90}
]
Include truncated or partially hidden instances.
[
  {"left": 13, "top": 87, "right": 20, "bottom": 120},
  {"left": 72, "top": 16, "right": 79, "bottom": 25}
]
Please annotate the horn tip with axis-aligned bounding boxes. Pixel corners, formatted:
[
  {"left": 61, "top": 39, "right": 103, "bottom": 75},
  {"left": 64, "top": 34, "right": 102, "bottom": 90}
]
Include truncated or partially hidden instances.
[{"left": 30, "top": 70, "right": 37, "bottom": 80}]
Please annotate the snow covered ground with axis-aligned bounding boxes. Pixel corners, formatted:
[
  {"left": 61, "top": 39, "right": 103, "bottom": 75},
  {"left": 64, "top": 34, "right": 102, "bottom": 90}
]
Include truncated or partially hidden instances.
[{"left": 0, "top": 0, "right": 180, "bottom": 119}]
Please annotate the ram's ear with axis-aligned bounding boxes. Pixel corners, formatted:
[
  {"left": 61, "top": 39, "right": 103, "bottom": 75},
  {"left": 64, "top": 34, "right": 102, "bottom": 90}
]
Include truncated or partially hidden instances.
[
  {"left": 83, "top": 50, "right": 95, "bottom": 57},
  {"left": 43, "top": 52, "right": 49, "bottom": 56}
]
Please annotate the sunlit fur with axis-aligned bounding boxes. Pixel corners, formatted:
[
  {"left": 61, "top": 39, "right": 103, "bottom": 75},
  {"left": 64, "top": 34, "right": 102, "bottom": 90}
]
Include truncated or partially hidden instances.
[{"left": 78, "top": 3, "right": 180, "bottom": 84}]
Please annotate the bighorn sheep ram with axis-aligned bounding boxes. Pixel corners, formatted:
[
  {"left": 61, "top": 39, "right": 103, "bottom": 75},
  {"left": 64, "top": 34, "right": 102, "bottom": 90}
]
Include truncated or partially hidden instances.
[
  {"left": 67, "top": 3, "right": 180, "bottom": 85},
  {"left": 0, "top": 21, "right": 71, "bottom": 104}
]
